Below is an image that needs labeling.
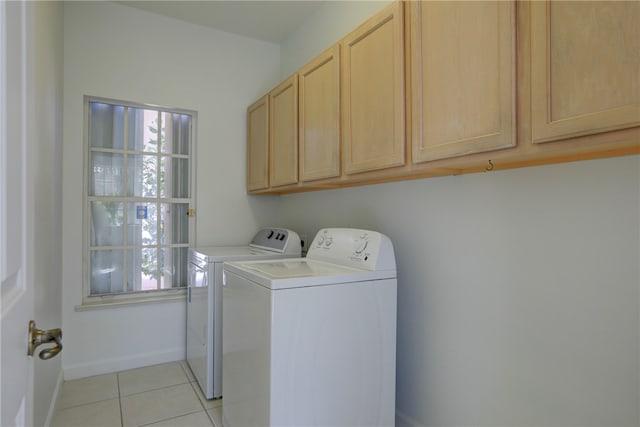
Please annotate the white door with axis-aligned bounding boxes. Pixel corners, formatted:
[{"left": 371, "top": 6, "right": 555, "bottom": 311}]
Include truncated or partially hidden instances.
[{"left": 1, "top": 1, "right": 35, "bottom": 425}]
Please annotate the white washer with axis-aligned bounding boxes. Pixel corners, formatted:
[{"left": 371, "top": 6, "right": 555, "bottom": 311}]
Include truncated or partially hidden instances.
[
  {"left": 187, "top": 228, "right": 300, "bottom": 399},
  {"left": 222, "top": 228, "right": 397, "bottom": 427}
]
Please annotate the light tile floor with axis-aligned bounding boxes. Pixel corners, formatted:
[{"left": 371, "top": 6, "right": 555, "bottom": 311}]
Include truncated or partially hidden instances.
[{"left": 52, "top": 361, "right": 222, "bottom": 427}]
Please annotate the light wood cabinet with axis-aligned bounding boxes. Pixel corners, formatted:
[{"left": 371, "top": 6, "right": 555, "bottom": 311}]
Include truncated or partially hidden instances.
[
  {"left": 530, "top": 1, "right": 640, "bottom": 143},
  {"left": 247, "top": 0, "right": 638, "bottom": 195},
  {"left": 246, "top": 95, "right": 269, "bottom": 191},
  {"left": 409, "top": 0, "right": 516, "bottom": 163},
  {"left": 269, "top": 75, "right": 298, "bottom": 187},
  {"left": 341, "top": 1, "right": 405, "bottom": 175},
  {"left": 299, "top": 45, "right": 341, "bottom": 182}
]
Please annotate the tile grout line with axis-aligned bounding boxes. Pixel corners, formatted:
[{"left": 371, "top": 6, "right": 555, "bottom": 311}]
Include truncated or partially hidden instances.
[
  {"left": 118, "top": 362, "right": 192, "bottom": 398},
  {"left": 136, "top": 409, "right": 210, "bottom": 427},
  {"left": 189, "top": 380, "right": 209, "bottom": 412},
  {"left": 120, "top": 373, "right": 205, "bottom": 426},
  {"left": 54, "top": 396, "right": 121, "bottom": 412},
  {"left": 119, "top": 380, "right": 191, "bottom": 399},
  {"left": 180, "top": 361, "right": 209, "bottom": 411},
  {"left": 183, "top": 366, "right": 217, "bottom": 427},
  {"left": 117, "top": 373, "right": 124, "bottom": 427},
  {"left": 206, "top": 408, "right": 217, "bottom": 427},
  {"left": 179, "top": 360, "right": 195, "bottom": 384}
]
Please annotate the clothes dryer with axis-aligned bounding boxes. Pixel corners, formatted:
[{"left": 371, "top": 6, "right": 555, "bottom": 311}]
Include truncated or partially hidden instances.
[
  {"left": 222, "top": 228, "right": 397, "bottom": 426},
  {"left": 187, "top": 228, "right": 300, "bottom": 399}
]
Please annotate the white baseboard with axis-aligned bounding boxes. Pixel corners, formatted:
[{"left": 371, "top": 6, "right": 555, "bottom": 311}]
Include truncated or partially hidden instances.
[
  {"left": 63, "top": 348, "right": 185, "bottom": 380},
  {"left": 396, "top": 410, "right": 425, "bottom": 427},
  {"left": 44, "top": 369, "right": 64, "bottom": 427}
]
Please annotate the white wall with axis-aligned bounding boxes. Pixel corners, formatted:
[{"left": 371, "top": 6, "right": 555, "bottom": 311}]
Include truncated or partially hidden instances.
[
  {"left": 279, "top": 156, "right": 639, "bottom": 427},
  {"left": 25, "top": 1, "right": 65, "bottom": 425},
  {"left": 62, "top": 1, "right": 283, "bottom": 379},
  {"left": 280, "top": 0, "right": 389, "bottom": 78},
  {"left": 279, "top": 2, "right": 640, "bottom": 426}
]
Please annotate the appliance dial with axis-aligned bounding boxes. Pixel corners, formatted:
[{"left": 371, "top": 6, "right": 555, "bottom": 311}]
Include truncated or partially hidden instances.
[{"left": 355, "top": 240, "right": 368, "bottom": 254}]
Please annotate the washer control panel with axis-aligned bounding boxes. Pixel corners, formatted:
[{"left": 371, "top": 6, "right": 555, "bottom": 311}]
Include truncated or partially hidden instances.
[{"left": 308, "top": 228, "right": 395, "bottom": 271}]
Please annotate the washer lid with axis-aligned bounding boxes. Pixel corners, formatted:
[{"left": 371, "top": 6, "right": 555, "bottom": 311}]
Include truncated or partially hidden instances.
[
  {"left": 224, "top": 258, "right": 396, "bottom": 290},
  {"left": 190, "top": 246, "right": 279, "bottom": 263}
]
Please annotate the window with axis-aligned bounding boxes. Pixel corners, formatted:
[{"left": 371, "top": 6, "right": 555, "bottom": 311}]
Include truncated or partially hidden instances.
[{"left": 84, "top": 97, "right": 195, "bottom": 303}]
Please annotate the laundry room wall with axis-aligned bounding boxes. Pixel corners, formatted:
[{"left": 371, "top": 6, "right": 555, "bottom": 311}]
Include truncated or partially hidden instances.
[
  {"left": 277, "top": 2, "right": 640, "bottom": 426},
  {"left": 279, "top": 157, "right": 640, "bottom": 427},
  {"left": 279, "top": 0, "right": 389, "bottom": 78},
  {"left": 61, "top": 1, "right": 283, "bottom": 379}
]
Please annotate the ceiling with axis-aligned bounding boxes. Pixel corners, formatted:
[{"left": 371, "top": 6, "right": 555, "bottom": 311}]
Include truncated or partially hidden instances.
[{"left": 116, "top": 1, "right": 326, "bottom": 44}]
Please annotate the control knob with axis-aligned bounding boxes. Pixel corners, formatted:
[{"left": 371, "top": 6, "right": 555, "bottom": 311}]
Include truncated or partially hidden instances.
[{"left": 354, "top": 239, "right": 368, "bottom": 254}]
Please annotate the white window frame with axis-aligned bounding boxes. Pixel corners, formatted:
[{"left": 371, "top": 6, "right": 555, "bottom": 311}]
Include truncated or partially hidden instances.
[{"left": 79, "top": 96, "right": 197, "bottom": 309}]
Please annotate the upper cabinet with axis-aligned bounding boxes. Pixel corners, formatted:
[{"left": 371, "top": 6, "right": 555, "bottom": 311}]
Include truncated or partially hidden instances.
[
  {"left": 247, "top": 0, "right": 639, "bottom": 194},
  {"left": 269, "top": 75, "right": 299, "bottom": 187},
  {"left": 341, "top": 1, "right": 405, "bottom": 175},
  {"left": 299, "top": 45, "right": 341, "bottom": 182},
  {"left": 409, "top": 1, "right": 516, "bottom": 163},
  {"left": 530, "top": 1, "right": 640, "bottom": 143},
  {"left": 246, "top": 95, "right": 269, "bottom": 191}
]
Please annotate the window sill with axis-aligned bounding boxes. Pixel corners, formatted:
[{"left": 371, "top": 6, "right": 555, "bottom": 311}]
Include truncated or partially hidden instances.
[{"left": 75, "top": 289, "right": 186, "bottom": 311}]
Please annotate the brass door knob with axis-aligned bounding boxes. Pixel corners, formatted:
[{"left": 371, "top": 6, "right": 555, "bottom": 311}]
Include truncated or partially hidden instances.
[{"left": 27, "top": 320, "right": 62, "bottom": 360}]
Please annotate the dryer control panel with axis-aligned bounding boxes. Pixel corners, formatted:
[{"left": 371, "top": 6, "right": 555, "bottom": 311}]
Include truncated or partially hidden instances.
[
  {"left": 249, "top": 228, "right": 301, "bottom": 255},
  {"left": 307, "top": 228, "right": 396, "bottom": 271}
]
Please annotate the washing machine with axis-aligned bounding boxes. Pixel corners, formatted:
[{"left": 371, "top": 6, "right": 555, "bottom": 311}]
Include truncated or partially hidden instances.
[
  {"left": 222, "top": 228, "right": 397, "bottom": 426},
  {"left": 187, "top": 228, "right": 300, "bottom": 399}
]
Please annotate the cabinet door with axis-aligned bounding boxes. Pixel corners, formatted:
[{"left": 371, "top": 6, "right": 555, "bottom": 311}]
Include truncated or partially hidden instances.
[
  {"left": 410, "top": 0, "right": 515, "bottom": 163},
  {"left": 299, "top": 45, "right": 340, "bottom": 182},
  {"left": 531, "top": 1, "right": 640, "bottom": 143},
  {"left": 341, "top": 1, "right": 405, "bottom": 175},
  {"left": 246, "top": 96, "right": 269, "bottom": 191},
  {"left": 269, "top": 75, "right": 298, "bottom": 187}
]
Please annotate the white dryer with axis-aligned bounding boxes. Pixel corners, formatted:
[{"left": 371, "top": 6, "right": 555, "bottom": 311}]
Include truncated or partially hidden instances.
[
  {"left": 222, "top": 228, "right": 397, "bottom": 427},
  {"left": 187, "top": 228, "right": 300, "bottom": 399}
]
